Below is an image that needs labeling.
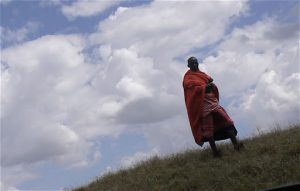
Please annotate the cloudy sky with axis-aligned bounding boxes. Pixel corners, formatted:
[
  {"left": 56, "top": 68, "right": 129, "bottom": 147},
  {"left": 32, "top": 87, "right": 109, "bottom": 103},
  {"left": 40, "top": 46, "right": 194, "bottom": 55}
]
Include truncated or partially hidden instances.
[{"left": 1, "top": 0, "right": 299, "bottom": 190}]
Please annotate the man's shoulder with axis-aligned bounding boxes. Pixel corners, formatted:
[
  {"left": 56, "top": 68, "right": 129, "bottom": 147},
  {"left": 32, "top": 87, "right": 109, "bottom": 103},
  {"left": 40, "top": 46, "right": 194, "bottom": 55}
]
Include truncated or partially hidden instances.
[
  {"left": 184, "top": 70, "right": 206, "bottom": 77},
  {"left": 184, "top": 69, "right": 193, "bottom": 76}
]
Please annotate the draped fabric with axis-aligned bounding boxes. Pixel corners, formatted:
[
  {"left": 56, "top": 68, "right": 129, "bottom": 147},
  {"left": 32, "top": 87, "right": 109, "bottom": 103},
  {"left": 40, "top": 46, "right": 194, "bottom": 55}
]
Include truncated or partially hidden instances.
[{"left": 183, "top": 69, "right": 235, "bottom": 146}]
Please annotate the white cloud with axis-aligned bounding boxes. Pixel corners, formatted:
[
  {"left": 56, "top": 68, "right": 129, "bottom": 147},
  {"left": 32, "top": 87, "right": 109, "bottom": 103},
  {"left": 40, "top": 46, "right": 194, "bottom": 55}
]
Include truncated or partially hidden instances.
[
  {"left": 61, "top": 0, "right": 121, "bottom": 20},
  {"left": 3, "top": 0, "right": 299, "bottom": 189},
  {"left": 86, "top": 0, "right": 248, "bottom": 152},
  {"left": 120, "top": 148, "right": 159, "bottom": 169},
  {"left": 91, "top": 1, "right": 298, "bottom": 166},
  {"left": 142, "top": 115, "right": 196, "bottom": 154},
  {"left": 86, "top": 46, "right": 182, "bottom": 125},
  {"left": 0, "top": 182, "right": 20, "bottom": 191},
  {"left": 2, "top": 0, "right": 246, "bottom": 185},
  {"left": 1, "top": 34, "right": 124, "bottom": 188},
  {"left": 203, "top": 50, "right": 273, "bottom": 97},
  {"left": 201, "top": 18, "right": 299, "bottom": 132},
  {"left": 0, "top": 22, "right": 39, "bottom": 45},
  {"left": 0, "top": 181, "right": 20, "bottom": 191},
  {"left": 232, "top": 70, "right": 299, "bottom": 133},
  {"left": 1, "top": 165, "right": 37, "bottom": 190},
  {"left": 91, "top": 1, "right": 247, "bottom": 60},
  {"left": 112, "top": 13, "right": 299, "bottom": 178},
  {"left": 1, "top": 35, "right": 96, "bottom": 168},
  {"left": 87, "top": 1, "right": 248, "bottom": 126}
]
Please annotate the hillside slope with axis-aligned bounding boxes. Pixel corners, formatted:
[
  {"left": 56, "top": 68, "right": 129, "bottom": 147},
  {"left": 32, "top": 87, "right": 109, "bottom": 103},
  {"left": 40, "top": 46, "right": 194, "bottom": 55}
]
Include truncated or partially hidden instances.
[{"left": 74, "top": 125, "right": 300, "bottom": 191}]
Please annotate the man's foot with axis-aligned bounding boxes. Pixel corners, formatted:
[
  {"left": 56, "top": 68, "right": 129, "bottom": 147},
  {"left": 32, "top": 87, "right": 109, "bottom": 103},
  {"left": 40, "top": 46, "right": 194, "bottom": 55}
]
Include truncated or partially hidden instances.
[{"left": 234, "top": 142, "right": 244, "bottom": 151}]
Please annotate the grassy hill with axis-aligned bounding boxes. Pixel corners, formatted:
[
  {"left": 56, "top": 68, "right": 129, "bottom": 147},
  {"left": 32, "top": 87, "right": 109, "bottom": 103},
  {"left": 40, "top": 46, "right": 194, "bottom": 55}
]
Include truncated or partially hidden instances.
[{"left": 74, "top": 125, "right": 300, "bottom": 191}]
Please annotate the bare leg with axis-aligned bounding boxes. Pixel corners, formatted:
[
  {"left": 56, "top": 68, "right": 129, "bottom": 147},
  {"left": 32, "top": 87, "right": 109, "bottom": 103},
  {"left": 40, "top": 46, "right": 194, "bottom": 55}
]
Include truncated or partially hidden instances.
[
  {"left": 227, "top": 129, "right": 244, "bottom": 151},
  {"left": 208, "top": 138, "right": 221, "bottom": 157}
]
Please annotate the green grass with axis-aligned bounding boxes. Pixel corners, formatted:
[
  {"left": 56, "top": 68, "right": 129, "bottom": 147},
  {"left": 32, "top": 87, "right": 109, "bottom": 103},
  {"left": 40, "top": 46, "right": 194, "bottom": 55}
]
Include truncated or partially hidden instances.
[{"left": 74, "top": 125, "right": 300, "bottom": 191}]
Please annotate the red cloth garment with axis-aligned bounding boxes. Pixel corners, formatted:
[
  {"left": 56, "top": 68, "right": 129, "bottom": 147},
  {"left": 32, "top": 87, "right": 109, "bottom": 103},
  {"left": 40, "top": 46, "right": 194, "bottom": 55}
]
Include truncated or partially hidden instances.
[
  {"left": 183, "top": 69, "right": 234, "bottom": 146},
  {"left": 203, "top": 93, "right": 219, "bottom": 117}
]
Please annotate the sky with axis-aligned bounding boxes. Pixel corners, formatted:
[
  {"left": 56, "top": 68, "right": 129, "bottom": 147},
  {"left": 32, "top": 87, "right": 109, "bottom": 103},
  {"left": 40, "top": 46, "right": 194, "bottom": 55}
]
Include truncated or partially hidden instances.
[{"left": 0, "top": 0, "right": 299, "bottom": 190}]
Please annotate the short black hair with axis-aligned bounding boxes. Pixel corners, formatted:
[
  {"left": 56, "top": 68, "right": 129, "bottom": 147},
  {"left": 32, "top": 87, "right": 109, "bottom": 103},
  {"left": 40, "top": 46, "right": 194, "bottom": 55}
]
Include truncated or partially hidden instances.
[{"left": 187, "top": 57, "right": 198, "bottom": 67}]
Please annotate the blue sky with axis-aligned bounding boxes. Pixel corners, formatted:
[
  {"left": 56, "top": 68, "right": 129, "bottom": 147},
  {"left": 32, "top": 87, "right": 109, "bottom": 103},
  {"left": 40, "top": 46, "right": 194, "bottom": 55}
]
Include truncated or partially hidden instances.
[{"left": 1, "top": 0, "right": 299, "bottom": 190}]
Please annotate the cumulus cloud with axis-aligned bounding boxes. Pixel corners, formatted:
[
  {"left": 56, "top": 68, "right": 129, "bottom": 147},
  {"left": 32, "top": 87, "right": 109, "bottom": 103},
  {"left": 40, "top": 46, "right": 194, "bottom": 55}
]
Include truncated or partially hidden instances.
[
  {"left": 87, "top": 0, "right": 248, "bottom": 125},
  {"left": 0, "top": 22, "right": 39, "bottom": 45},
  {"left": 239, "top": 71, "right": 299, "bottom": 130},
  {"left": 1, "top": 35, "right": 94, "bottom": 168},
  {"left": 61, "top": 0, "right": 121, "bottom": 20},
  {"left": 93, "top": 47, "right": 182, "bottom": 124},
  {"left": 0, "top": 181, "right": 20, "bottom": 191},
  {"left": 1, "top": 34, "right": 124, "bottom": 188},
  {"left": 142, "top": 115, "right": 196, "bottom": 154},
  {"left": 120, "top": 148, "right": 159, "bottom": 168},
  {"left": 86, "top": 0, "right": 248, "bottom": 153},
  {"left": 0, "top": 182, "right": 20, "bottom": 191},
  {"left": 2, "top": 0, "right": 299, "bottom": 189},
  {"left": 91, "top": 1, "right": 247, "bottom": 60},
  {"left": 1, "top": 0, "right": 248, "bottom": 169},
  {"left": 1, "top": 165, "right": 37, "bottom": 190},
  {"left": 202, "top": 18, "right": 299, "bottom": 132}
]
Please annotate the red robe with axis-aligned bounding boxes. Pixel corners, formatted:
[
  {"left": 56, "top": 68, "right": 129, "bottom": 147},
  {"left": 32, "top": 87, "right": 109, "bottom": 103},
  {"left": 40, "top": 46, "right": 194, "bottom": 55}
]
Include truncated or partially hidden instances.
[{"left": 183, "top": 69, "right": 234, "bottom": 146}]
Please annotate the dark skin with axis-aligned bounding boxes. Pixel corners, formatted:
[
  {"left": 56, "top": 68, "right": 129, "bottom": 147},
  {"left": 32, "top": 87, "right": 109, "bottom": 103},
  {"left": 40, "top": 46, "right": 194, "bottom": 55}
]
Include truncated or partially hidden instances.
[{"left": 187, "top": 57, "right": 243, "bottom": 157}]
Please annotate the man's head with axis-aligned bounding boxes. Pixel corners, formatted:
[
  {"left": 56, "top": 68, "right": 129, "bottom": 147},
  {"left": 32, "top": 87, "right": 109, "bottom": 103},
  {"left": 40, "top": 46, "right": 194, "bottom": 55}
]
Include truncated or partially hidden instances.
[{"left": 187, "top": 56, "right": 199, "bottom": 71}]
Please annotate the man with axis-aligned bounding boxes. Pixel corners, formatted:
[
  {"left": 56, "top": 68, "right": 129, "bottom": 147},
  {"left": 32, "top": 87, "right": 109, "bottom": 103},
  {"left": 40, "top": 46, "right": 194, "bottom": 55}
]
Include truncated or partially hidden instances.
[{"left": 183, "top": 56, "right": 243, "bottom": 157}]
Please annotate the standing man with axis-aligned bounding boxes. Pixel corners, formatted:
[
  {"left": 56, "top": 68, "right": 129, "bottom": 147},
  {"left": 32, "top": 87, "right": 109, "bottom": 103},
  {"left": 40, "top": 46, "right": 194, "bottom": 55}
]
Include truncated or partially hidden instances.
[{"left": 183, "top": 57, "right": 243, "bottom": 157}]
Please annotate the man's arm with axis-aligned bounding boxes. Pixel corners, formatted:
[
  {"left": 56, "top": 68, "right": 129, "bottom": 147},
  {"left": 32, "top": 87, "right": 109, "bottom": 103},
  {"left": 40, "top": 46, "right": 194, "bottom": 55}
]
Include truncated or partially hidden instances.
[{"left": 205, "top": 78, "right": 214, "bottom": 93}]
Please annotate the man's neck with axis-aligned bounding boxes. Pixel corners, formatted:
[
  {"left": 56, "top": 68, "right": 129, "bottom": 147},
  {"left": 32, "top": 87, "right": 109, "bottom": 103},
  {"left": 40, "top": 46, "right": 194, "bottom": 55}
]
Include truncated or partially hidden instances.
[{"left": 190, "top": 68, "right": 199, "bottom": 72}]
